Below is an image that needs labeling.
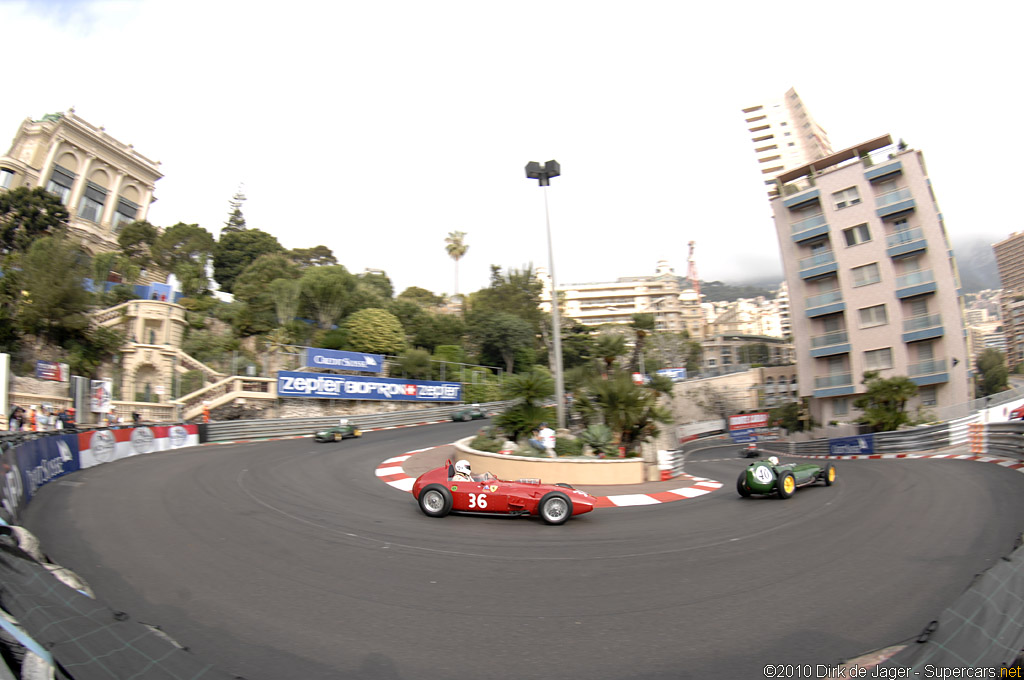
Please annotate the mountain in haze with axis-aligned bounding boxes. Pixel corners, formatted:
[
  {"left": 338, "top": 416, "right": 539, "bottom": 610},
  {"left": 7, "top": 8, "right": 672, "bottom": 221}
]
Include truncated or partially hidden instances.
[{"left": 952, "top": 236, "right": 1001, "bottom": 293}]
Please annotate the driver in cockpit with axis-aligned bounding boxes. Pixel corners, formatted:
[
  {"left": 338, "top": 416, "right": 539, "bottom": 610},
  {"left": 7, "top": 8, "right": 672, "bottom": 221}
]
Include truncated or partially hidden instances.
[{"left": 452, "top": 459, "right": 473, "bottom": 482}]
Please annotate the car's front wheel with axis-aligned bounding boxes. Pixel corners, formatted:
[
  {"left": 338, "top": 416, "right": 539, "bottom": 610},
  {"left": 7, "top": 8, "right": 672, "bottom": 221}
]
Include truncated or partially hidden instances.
[
  {"left": 777, "top": 471, "right": 796, "bottom": 499},
  {"left": 418, "top": 484, "right": 452, "bottom": 518},
  {"left": 823, "top": 462, "right": 836, "bottom": 486},
  {"left": 538, "top": 491, "right": 573, "bottom": 525}
]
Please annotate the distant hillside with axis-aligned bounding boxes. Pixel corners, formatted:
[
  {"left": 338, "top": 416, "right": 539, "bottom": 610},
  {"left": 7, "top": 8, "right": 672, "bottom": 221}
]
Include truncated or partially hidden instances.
[{"left": 952, "top": 237, "right": 1001, "bottom": 293}]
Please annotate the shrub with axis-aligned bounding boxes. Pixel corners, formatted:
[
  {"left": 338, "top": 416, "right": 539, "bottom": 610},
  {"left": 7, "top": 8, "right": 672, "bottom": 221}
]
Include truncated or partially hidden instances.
[
  {"left": 554, "top": 436, "right": 584, "bottom": 457},
  {"left": 578, "top": 424, "right": 616, "bottom": 456}
]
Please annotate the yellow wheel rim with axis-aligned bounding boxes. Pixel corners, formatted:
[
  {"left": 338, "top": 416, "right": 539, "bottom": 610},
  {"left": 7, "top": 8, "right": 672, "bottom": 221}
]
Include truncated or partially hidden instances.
[
  {"left": 783, "top": 476, "right": 796, "bottom": 494},
  {"left": 828, "top": 467, "right": 836, "bottom": 482}
]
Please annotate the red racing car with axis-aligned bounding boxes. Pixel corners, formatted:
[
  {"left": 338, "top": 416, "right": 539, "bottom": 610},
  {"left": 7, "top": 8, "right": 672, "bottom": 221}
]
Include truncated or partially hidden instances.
[{"left": 412, "top": 459, "right": 596, "bottom": 525}]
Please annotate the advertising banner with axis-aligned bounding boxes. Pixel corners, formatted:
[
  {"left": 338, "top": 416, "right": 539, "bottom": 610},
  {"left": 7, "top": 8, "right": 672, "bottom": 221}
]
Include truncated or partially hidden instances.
[
  {"left": 17, "top": 433, "right": 80, "bottom": 503},
  {"left": 305, "top": 348, "right": 383, "bottom": 373},
  {"left": 656, "top": 367, "right": 688, "bottom": 382},
  {"left": 278, "top": 370, "right": 461, "bottom": 402},
  {"left": 90, "top": 379, "right": 113, "bottom": 413},
  {"left": 728, "top": 412, "right": 778, "bottom": 443},
  {"left": 77, "top": 424, "right": 200, "bottom": 469},
  {"left": 34, "top": 360, "right": 69, "bottom": 382},
  {"left": 828, "top": 434, "right": 875, "bottom": 456}
]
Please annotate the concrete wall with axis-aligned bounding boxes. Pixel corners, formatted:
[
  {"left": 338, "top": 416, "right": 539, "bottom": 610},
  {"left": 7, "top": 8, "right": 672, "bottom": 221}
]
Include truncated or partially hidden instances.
[{"left": 453, "top": 437, "right": 645, "bottom": 485}]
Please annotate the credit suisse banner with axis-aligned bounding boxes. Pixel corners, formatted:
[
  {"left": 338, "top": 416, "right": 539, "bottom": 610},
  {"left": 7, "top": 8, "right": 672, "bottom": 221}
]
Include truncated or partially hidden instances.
[
  {"left": 306, "top": 348, "right": 383, "bottom": 373},
  {"left": 278, "top": 370, "right": 461, "bottom": 402},
  {"left": 828, "top": 434, "right": 874, "bottom": 456}
]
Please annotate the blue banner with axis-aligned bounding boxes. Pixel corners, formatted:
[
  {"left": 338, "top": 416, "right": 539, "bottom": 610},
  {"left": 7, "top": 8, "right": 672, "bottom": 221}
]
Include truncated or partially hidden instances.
[
  {"left": 15, "top": 433, "right": 81, "bottom": 504},
  {"left": 828, "top": 434, "right": 874, "bottom": 456},
  {"left": 278, "top": 371, "right": 461, "bottom": 401},
  {"left": 306, "top": 348, "right": 384, "bottom": 373}
]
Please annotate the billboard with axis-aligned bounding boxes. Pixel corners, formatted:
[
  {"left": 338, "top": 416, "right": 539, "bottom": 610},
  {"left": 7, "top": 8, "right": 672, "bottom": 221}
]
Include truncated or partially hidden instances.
[
  {"left": 656, "top": 367, "right": 687, "bottom": 382},
  {"left": 277, "top": 371, "right": 461, "bottom": 402},
  {"left": 90, "top": 379, "right": 113, "bottom": 413},
  {"left": 35, "top": 360, "right": 69, "bottom": 382},
  {"left": 306, "top": 348, "right": 383, "bottom": 373},
  {"left": 728, "top": 412, "right": 778, "bottom": 443},
  {"left": 828, "top": 434, "right": 875, "bottom": 456}
]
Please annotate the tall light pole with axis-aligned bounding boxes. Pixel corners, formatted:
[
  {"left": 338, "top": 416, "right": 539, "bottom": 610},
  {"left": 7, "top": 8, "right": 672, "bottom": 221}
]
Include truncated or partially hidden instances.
[{"left": 525, "top": 160, "right": 566, "bottom": 429}]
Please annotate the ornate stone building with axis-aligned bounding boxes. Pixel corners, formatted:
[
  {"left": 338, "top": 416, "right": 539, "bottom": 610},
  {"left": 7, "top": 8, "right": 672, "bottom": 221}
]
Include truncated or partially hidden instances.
[{"left": 0, "top": 109, "right": 162, "bottom": 257}]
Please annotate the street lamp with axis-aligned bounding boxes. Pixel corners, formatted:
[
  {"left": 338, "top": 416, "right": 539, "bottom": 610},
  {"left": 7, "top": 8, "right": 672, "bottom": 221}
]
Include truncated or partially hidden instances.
[{"left": 525, "top": 160, "right": 566, "bottom": 430}]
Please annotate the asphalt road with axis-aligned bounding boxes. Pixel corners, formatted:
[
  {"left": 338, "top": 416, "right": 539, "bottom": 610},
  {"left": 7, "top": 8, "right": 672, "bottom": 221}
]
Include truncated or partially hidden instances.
[{"left": 20, "top": 423, "right": 1024, "bottom": 680}]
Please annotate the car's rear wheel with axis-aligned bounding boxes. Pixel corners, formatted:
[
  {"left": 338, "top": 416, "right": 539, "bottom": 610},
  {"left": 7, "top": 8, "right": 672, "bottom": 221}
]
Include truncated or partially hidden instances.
[
  {"left": 736, "top": 470, "right": 751, "bottom": 497},
  {"left": 418, "top": 484, "right": 452, "bottom": 518},
  {"left": 823, "top": 462, "right": 836, "bottom": 486},
  {"left": 538, "top": 491, "right": 572, "bottom": 525},
  {"left": 777, "top": 471, "right": 796, "bottom": 499}
]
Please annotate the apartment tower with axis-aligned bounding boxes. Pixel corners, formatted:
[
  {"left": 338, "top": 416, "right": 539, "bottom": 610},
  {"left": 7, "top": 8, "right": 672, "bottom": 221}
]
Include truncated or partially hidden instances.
[
  {"left": 742, "top": 87, "right": 833, "bottom": 196},
  {"left": 771, "top": 134, "right": 970, "bottom": 423},
  {"left": 993, "top": 232, "right": 1024, "bottom": 368}
]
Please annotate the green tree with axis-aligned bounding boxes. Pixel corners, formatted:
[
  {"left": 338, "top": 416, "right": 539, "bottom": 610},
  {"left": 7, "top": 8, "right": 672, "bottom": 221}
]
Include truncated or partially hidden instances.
[
  {"left": 594, "top": 333, "right": 627, "bottom": 377},
  {"left": 67, "top": 325, "right": 124, "bottom": 378},
  {"left": 300, "top": 265, "right": 357, "bottom": 329},
  {"left": 853, "top": 371, "right": 918, "bottom": 432},
  {"left": 0, "top": 186, "right": 68, "bottom": 254},
  {"left": 503, "top": 367, "right": 554, "bottom": 407},
  {"left": 269, "top": 278, "right": 303, "bottom": 327},
  {"left": 468, "top": 311, "right": 534, "bottom": 374},
  {"left": 584, "top": 373, "right": 672, "bottom": 454},
  {"left": 628, "top": 313, "right": 656, "bottom": 373},
  {"left": 561, "top": 321, "right": 597, "bottom": 370},
  {"left": 17, "top": 236, "right": 93, "bottom": 343},
  {"left": 289, "top": 245, "right": 337, "bottom": 268},
  {"left": 152, "top": 222, "right": 215, "bottom": 271},
  {"left": 223, "top": 187, "right": 247, "bottom": 233},
  {"left": 444, "top": 230, "right": 468, "bottom": 296},
  {"left": 468, "top": 265, "right": 544, "bottom": 332},
  {"left": 213, "top": 228, "right": 284, "bottom": 294},
  {"left": 398, "top": 286, "right": 445, "bottom": 307},
  {"left": 396, "top": 348, "right": 432, "bottom": 379},
  {"left": 232, "top": 254, "right": 301, "bottom": 334},
  {"left": 358, "top": 270, "right": 394, "bottom": 299},
  {"left": 343, "top": 308, "right": 405, "bottom": 354},
  {"left": 117, "top": 221, "right": 159, "bottom": 268},
  {"left": 976, "top": 348, "right": 1009, "bottom": 397}
]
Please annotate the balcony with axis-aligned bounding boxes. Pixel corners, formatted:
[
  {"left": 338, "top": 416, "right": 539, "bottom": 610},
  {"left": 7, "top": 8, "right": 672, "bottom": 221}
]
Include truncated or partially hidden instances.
[
  {"left": 902, "top": 313, "right": 944, "bottom": 343},
  {"left": 886, "top": 227, "right": 927, "bottom": 259},
  {"left": 805, "top": 289, "right": 845, "bottom": 317},
  {"left": 895, "top": 269, "right": 936, "bottom": 298},
  {"left": 864, "top": 159, "right": 903, "bottom": 183},
  {"left": 784, "top": 186, "right": 821, "bottom": 211},
  {"left": 810, "top": 330, "right": 850, "bottom": 358},
  {"left": 813, "top": 372, "right": 855, "bottom": 397},
  {"left": 876, "top": 187, "right": 916, "bottom": 219},
  {"left": 790, "top": 213, "right": 829, "bottom": 243},
  {"left": 798, "top": 250, "right": 838, "bottom": 279},
  {"left": 908, "top": 358, "right": 949, "bottom": 386}
]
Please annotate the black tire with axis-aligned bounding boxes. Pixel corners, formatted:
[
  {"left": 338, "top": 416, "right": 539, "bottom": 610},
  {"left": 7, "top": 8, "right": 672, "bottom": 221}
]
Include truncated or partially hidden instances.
[
  {"left": 554, "top": 482, "right": 575, "bottom": 489},
  {"left": 823, "top": 462, "right": 836, "bottom": 486},
  {"left": 736, "top": 470, "right": 751, "bottom": 497},
  {"left": 418, "top": 484, "right": 452, "bottom": 518},
  {"left": 537, "top": 491, "right": 573, "bottom": 525},
  {"left": 777, "top": 471, "right": 796, "bottom": 499}
]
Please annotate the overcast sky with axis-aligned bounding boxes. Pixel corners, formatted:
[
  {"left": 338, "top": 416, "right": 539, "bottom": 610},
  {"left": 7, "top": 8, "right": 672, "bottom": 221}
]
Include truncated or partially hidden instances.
[{"left": 2, "top": 0, "right": 1021, "bottom": 297}]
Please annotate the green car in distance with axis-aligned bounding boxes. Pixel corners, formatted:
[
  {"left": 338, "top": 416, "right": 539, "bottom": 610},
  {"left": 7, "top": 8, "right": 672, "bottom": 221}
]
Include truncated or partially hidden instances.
[
  {"left": 451, "top": 404, "right": 487, "bottom": 422},
  {"left": 737, "top": 456, "right": 836, "bottom": 499},
  {"left": 314, "top": 419, "right": 362, "bottom": 443}
]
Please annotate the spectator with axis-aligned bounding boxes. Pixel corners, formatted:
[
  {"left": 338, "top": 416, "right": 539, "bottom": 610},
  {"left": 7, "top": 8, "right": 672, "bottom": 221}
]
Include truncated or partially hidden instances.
[
  {"left": 538, "top": 422, "right": 556, "bottom": 458},
  {"left": 528, "top": 427, "right": 545, "bottom": 453},
  {"left": 64, "top": 407, "right": 76, "bottom": 429},
  {"left": 8, "top": 406, "right": 24, "bottom": 431},
  {"left": 132, "top": 412, "right": 142, "bottom": 425}
]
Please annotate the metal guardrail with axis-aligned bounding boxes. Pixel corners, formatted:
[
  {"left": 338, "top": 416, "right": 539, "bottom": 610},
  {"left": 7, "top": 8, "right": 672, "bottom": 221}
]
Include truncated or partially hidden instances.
[{"left": 204, "top": 401, "right": 516, "bottom": 443}]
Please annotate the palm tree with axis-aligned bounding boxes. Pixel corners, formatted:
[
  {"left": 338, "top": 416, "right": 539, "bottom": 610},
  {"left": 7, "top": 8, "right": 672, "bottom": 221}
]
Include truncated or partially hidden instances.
[
  {"left": 444, "top": 230, "right": 468, "bottom": 297},
  {"left": 594, "top": 334, "right": 627, "bottom": 378},
  {"left": 628, "top": 313, "right": 656, "bottom": 373},
  {"left": 503, "top": 368, "right": 554, "bottom": 408}
]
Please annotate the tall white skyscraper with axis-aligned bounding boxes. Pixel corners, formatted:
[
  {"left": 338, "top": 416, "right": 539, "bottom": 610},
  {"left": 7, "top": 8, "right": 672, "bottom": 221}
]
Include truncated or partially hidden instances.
[{"left": 742, "top": 87, "right": 832, "bottom": 196}]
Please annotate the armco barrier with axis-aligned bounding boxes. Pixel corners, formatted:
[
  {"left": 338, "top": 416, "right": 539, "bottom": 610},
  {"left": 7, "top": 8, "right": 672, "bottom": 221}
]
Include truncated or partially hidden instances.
[{"left": 203, "top": 400, "right": 514, "bottom": 442}]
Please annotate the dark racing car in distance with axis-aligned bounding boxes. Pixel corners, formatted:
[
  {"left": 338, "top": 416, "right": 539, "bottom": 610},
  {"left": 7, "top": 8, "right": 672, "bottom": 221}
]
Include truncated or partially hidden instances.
[
  {"left": 313, "top": 419, "right": 362, "bottom": 443},
  {"left": 412, "top": 459, "right": 596, "bottom": 525},
  {"left": 737, "top": 456, "right": 836, "bottom": 499},
  {"left": 739, "top": 442, "right": 760, "bottom": 458},
  {"left": 451, "top": 404, "right": 487, "bottom": 422}
]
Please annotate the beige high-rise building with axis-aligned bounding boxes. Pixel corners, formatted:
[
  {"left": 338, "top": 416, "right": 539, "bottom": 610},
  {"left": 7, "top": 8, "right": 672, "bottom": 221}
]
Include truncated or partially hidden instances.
[
  {"left": 0, "top": 109, "right": 162, "bottom": 256},
  {"left": 993, "top": 232, "right": 1024, "bottom": 368},
  {"left": 771, "top": 134, "right": 970, "bottom": 423},
  {"left": 742, "top": 87, "right": 833, "bottom": 197}
]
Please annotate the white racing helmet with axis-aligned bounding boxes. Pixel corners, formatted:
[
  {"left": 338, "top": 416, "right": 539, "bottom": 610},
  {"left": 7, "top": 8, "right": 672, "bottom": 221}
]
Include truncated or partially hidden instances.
[
  {"left": 454, "top": 459, "right": 472, "bottom": 478},
  {"left": 768, "top": 456, "right": 780, "bottom": 466}
]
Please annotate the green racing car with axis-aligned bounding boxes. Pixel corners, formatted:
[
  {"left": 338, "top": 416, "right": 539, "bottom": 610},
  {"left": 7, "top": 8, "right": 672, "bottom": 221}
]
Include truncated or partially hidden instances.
[
  {"left": 737, "top": 456, "right": 836, "bottom": 499},
  {"left": 313, "top": 418, "right": 363, "bottom": 443}
]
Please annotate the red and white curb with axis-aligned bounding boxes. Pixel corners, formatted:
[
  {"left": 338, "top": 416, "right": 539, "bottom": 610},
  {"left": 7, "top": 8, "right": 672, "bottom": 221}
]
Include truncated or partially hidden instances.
[{"left": 374, "top": 447, "right": 724, "bottom": 507}]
